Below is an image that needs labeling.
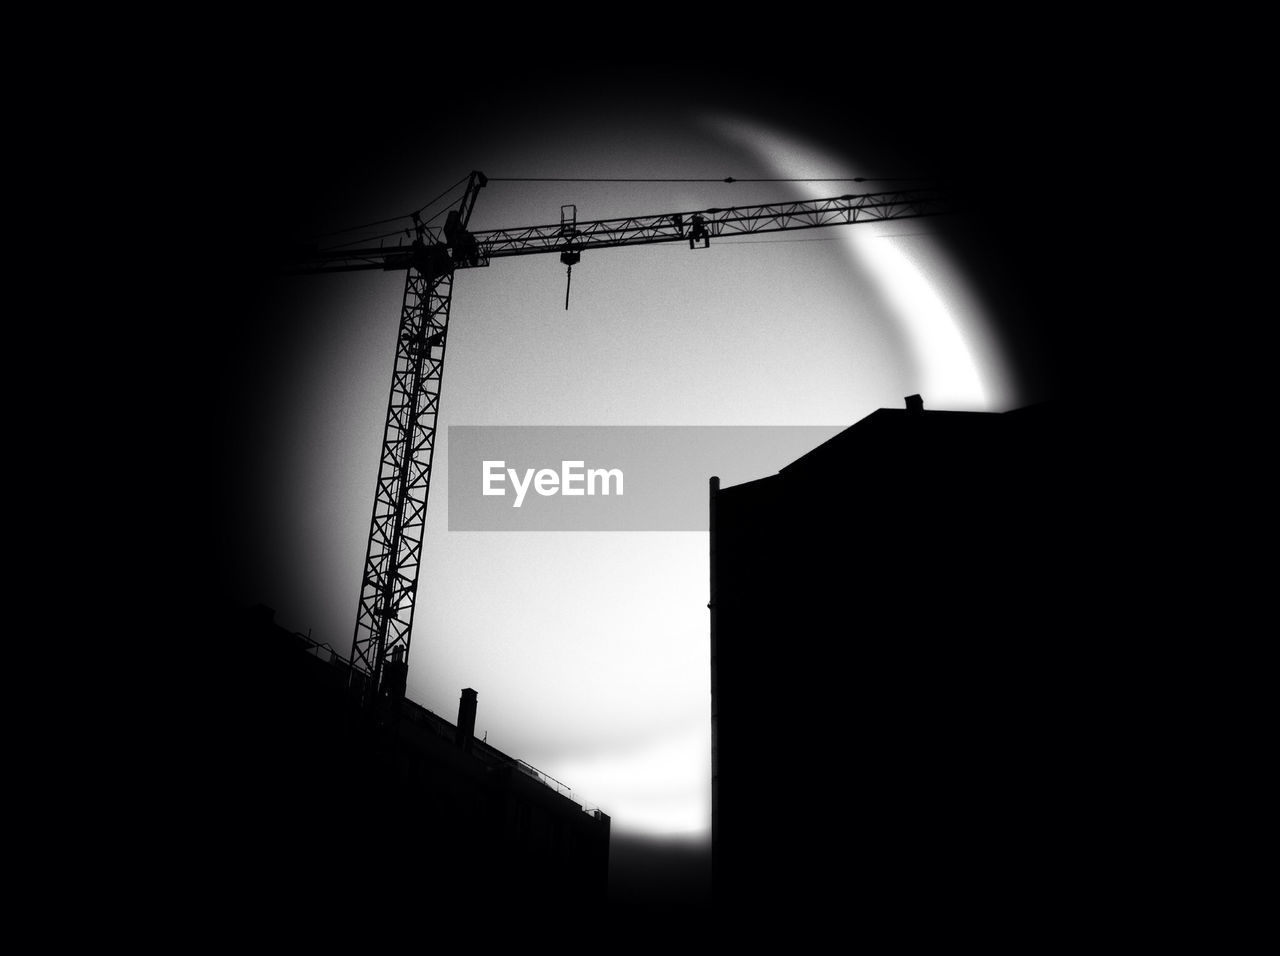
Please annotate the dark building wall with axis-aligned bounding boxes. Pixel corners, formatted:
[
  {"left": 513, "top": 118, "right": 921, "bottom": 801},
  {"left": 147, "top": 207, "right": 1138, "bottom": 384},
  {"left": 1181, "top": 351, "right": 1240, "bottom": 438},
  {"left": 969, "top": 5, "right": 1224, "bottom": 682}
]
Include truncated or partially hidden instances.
[
  {"left": 711, "top": 400, "right": 1086, "bottom": 921},
  {"left": 192, "top": 607, "right": 609, "bottom": 911}
]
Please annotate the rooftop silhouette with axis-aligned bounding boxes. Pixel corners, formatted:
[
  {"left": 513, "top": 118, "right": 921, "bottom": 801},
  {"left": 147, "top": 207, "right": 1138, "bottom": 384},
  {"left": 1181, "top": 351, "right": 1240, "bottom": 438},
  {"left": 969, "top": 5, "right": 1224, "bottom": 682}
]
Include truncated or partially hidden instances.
[
  {"left": 197, "top": 604, "right": 610, "bottom": 912},
  {"left": 710, "top": 396, "right": 1084, "bottom": 925}
]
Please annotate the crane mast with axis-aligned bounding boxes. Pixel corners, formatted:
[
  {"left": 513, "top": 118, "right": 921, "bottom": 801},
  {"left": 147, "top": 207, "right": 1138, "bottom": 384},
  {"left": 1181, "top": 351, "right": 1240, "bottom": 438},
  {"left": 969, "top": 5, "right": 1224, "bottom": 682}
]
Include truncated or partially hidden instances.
[
  {"left": 290, "top": 173, "right": 953, "bottom": 700},
  {"left": 348, "top": 172, "right": 485, "bottom": 702}
]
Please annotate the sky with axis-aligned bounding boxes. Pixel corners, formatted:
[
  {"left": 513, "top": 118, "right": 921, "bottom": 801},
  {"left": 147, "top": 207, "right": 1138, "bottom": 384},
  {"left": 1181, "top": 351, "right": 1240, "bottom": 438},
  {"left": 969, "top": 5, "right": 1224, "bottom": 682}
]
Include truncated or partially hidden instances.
[{"left": 201, "top": 63, "right": 1073, "bottom": 840}]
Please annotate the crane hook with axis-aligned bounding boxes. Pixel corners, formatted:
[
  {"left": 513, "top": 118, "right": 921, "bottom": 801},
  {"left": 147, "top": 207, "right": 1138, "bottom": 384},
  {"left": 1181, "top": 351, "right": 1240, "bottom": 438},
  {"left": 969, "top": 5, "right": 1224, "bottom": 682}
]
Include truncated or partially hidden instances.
[{"left": 560, "top": 248, "right": 581, "bottom": 311}]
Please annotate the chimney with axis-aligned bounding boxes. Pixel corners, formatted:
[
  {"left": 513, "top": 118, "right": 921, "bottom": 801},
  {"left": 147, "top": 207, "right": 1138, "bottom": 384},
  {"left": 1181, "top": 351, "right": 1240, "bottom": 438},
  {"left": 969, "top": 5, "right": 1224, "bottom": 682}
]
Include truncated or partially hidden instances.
[
  {"left": 456, "top": 688, "right": 477, "bottom": 752},
  {"left": 905, "top": 394, "right": 924, "bottom": 415}
]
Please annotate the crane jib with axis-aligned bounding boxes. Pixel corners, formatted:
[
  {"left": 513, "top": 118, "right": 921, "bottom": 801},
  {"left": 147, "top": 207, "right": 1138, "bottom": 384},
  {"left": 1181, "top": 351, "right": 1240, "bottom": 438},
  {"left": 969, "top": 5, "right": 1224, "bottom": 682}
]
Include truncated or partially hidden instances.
[{"left": 291, "top": 187, "right": 951, "bottom": 277}]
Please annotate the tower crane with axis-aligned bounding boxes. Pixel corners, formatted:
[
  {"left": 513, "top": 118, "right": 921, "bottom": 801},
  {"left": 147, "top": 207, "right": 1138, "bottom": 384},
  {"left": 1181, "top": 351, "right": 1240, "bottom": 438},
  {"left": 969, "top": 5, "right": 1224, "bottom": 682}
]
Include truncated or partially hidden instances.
[{"left": 284, "top": 171, "right": 952, "bottom": 703}]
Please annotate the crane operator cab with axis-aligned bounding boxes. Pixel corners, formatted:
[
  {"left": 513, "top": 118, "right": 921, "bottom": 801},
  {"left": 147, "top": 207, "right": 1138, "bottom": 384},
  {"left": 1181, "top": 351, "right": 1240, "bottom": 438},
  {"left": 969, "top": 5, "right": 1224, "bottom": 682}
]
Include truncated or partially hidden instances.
[{"left": 444, "top": 209, "right": 483, "bottom": 268}]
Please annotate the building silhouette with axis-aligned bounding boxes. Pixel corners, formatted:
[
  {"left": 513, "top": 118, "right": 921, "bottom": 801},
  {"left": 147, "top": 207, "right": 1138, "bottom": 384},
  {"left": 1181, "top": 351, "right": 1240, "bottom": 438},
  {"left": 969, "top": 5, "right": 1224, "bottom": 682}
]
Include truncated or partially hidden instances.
[
  {"left": 197, "top": 605, "right": 610, "bottom": 910},
  {"left": 710, "top": 397, "right": 1083, "bottom": 922}
]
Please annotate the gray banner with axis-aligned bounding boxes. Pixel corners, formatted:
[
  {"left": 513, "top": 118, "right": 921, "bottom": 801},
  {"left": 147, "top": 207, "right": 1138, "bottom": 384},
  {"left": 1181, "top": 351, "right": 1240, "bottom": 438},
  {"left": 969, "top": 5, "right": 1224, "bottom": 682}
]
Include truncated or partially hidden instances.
[{"left": 447, "top": 426, "right": 842, "bottom": 531}]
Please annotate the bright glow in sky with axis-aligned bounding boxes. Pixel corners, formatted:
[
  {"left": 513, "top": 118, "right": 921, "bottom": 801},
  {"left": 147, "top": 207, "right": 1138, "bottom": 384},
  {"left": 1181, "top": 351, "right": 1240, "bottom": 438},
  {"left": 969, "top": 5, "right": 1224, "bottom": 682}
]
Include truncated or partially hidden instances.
[
  {"left": 243, "top": 110, "right": 1013, "bottom": 838},
  {"left": 712, "top": 116, "right": 1012, "bottom": 411}
]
